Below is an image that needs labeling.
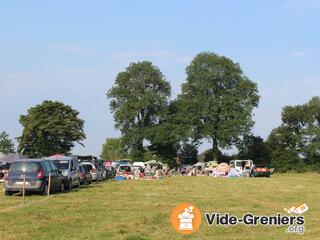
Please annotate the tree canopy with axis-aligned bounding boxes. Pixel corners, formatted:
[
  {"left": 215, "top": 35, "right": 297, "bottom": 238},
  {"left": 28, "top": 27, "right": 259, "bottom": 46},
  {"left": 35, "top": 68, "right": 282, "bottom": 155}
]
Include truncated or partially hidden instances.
[
  {"left": 177, "top": 142, "right": 198, "bottom": 165},
  {"left": 18, "top": 100, "right": 86, "bottom": 158},
  {"left": 0, "top": 131, "right": 15, "bottom": 154},
  {"left": 100, "top": 138, "right": 127, "bottom": 160},
  {"left": 268, "top": 97, "right": 320, "bottom": 171},
  {"left": 237, "top": 135, "right": 271, "bottom": 160},
  {"left": 178, "top": 52, "right": 259, "bottom": 161},
  {"left": 107, "top": 61, "right": 171, "bottom": 160}
]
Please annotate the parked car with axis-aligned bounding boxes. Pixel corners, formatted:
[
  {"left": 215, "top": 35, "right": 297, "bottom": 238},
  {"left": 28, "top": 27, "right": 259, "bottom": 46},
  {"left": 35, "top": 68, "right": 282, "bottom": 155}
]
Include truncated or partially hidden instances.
[
  {"left": 4, "top": 159, "right": 65, "bottom": 195},
  {"left": 229, "top": 160, "right": 253, "bottom": 176},
  {"left": 117, "top": 164, "right": 132, "bottom": 174},
  {"left": 111, "top": 161, "right": 120, "bottom": 169},
  {"left": 46, "top": 156, "right": 80, "bottom": 190},
  {"left": 80, "top": 162, "right": 102, "bottom": 182},
  {"left": 252, "top": 158, "right": 275, "bottom": 177},
  {"left": 103, "top": 160, "right": 112, "bottom": 168},
  {"left": 114, "top": 159, "right": 131, "bottom": 166},
  {"left": 97, "top": 160, "right": 107, "bottom": 180},
  {"left": 0, "top": 162, "right": 11, "bottom": 183},
  {"left": 133, "top": 162, "right": 145, "bottom": 170},
  {"left": 78, "top": 164, "right": 92, "bottom": 185},
  {"left": 105, "top": 166, "right": 117, "bottom": 179}
]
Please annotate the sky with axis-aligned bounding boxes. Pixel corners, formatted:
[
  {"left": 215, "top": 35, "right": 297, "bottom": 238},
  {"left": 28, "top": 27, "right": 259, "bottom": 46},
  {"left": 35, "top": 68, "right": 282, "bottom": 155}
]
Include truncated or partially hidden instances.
[{"left": 1, "top": 0, "right": 320, "bottom": 156}]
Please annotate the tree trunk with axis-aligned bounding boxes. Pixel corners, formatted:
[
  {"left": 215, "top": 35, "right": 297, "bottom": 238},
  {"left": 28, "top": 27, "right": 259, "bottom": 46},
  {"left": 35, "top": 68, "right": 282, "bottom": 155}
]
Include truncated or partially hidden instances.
[
  {"left": 212, "top": 140, "right": 220, "bottom": 162},
  {"left": 132, "top": 138, "right": 144, "bottom": 161}
]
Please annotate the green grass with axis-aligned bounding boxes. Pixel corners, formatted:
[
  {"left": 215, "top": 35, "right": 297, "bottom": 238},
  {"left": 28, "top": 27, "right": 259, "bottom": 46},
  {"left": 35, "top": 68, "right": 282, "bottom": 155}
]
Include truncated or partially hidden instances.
[{"left": 0, "top": 173, "right": 319, "bottom": 240}]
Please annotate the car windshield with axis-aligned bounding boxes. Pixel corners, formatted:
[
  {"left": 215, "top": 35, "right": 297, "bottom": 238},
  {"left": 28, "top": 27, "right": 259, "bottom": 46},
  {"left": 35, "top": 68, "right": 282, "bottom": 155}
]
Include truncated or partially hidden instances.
[
  {"left": 10, "top": 162, "right": 41, "bottom": 172},
  {"left": 119, "top": 166, "right": 131, "bottom": 172},
  {"left": 52, "top": 160, "right": 69, "bottom": 170},
  {"left": 81, "top": 164, "right": 92, "bottom": 172},
  {"left": 236, "top": 162, "right": 242, "bottom": 167},
  {"left": 78, "top": 165, "right": 84, "bottom": 173}
]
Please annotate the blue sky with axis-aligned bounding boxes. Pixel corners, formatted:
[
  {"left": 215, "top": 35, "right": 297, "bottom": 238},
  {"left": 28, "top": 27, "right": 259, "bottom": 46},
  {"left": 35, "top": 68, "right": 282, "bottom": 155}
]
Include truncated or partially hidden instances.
[{"left": 1, "top": 0, "right": 320, "bottom": 156}]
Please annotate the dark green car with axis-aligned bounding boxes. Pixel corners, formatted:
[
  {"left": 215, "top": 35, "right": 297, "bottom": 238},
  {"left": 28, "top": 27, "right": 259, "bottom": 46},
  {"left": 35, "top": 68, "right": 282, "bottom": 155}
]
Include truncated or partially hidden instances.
[{"left": 252, "top": 158, "right": 275, "bottom": 177}]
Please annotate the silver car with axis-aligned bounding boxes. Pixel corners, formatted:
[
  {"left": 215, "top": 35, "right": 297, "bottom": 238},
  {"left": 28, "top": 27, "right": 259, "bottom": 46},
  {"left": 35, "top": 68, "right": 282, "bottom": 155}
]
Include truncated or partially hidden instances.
[{"left": 80, "top": 162, "right": 103, "bottom": 182}]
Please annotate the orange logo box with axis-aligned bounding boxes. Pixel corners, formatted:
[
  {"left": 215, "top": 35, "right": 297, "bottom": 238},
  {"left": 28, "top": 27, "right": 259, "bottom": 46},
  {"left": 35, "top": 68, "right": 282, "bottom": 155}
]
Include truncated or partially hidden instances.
[{"left": 170, "top": 203, "right": 202, "bottom": 235}]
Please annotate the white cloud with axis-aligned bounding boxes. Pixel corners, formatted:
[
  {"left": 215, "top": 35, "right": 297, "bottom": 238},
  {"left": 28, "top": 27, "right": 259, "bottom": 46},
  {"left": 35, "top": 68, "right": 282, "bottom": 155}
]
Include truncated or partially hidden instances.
[
  {"left": 290, "top": 51, "right": 306, "bottom": 57},
  {"left": 51, "top": 43, "right": 94, "bottom": 55}
]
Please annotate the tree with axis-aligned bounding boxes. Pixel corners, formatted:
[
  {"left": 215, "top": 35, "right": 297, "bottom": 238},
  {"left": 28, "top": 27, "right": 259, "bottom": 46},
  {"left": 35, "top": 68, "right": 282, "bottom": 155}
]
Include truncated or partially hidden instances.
[
  {"left": 179, "top": 52, "right": 259, "bottom": 161},
  {"left": 100, "top": 138, "right": 127, "bottom": 160},
  {"left": 18, "top": 100, "right": 86, "bottom": 158},
  {"left": 177, "top": 142, "right": 198, "bottom": 165},
  {"left": 0, "top": 131, "right": 15, "bottom": 154},
  {"left": 147, "top": 100, "right": 188, "bottom": 166},
  {"left": 237, "top": 135, "right": 271, "bottom": 160},
  {"left": 267, "top": 96, "right": 320, "bottom": 170},
  {"left": 107, "top": 61, "right": 171, "bottom": 160}
]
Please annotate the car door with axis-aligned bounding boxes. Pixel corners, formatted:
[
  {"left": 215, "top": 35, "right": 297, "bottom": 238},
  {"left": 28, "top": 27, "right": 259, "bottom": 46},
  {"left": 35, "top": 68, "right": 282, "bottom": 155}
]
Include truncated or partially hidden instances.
[
  {"left": 49, "top": 161, "right": 63, "bottom": 189},
  {"left": 44, "top": 161, "right": 58, "bottom": 191},
  {"left": 70, "top": 159, "right": 79, "bottom": 185}
]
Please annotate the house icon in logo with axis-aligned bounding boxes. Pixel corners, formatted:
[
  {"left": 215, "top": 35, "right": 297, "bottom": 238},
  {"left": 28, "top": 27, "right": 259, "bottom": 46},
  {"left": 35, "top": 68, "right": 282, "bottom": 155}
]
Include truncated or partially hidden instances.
[
  {"left": 178, "top": 206, "right": 194, "bottom": 231},
  {"left": 170, "top": 203, "right": 201, "bottom": 234}
]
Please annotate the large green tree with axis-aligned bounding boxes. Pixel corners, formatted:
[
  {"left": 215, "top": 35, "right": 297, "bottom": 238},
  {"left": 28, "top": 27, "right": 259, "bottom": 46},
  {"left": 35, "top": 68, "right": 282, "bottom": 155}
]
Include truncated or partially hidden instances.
[
  {"left": 107, "top": 61, "right": 171, "bottom": 160},
  {"left": 18, "top": 100, "right": 86, "bottom": 158},
  {"left": 268, "top": 96, "right": 320, "bottom": 170},
  {"left": 179, "top": 52, "right": 259, "bottom": 161},
  {"left": 0, "top": 131, "right": 15, "bottom": 154}
]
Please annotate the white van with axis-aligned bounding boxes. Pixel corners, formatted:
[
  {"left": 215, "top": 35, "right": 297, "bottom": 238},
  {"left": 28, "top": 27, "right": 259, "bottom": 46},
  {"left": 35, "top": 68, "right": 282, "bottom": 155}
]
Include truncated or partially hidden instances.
[{"left": 230, "top": 160, "right": 253, "bottom": 174}]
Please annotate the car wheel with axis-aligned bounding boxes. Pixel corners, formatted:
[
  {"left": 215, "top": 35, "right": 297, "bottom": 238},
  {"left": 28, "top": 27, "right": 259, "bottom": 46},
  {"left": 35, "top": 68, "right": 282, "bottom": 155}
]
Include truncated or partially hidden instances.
[
  {"left": 60, "top": 182, "right": 65, "bottom": 193},
  {"left": 67, "top": 180, "right": 72, "bottom": 190},
  {"left": 43, "top": 183, "right": 49, "bottom": 195}
]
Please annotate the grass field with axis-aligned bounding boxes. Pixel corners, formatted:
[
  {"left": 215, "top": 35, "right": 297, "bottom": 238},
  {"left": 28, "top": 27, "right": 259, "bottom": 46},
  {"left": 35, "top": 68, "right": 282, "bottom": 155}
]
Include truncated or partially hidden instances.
[{"left": 0, "top": 173, "right": 319, "bottom": 240}]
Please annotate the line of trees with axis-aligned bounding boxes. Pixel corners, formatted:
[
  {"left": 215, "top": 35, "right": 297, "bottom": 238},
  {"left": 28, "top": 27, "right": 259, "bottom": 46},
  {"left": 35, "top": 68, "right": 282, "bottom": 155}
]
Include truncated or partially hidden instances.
[
  {"left": 107, "top": 52, "right": 260, "bottom": 165},
  {"left": 1, "top": 51, "right": 319, "bottom": 172},
  {"left": 107, "top": 51, "right": 320, "bottom": 172}
]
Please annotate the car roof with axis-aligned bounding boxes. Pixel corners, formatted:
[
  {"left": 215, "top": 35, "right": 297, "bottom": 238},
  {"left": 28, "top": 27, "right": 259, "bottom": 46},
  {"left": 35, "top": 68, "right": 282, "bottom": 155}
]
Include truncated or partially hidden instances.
[
  {"left": 12, "top": 159, "right": 47, "bottom": 162},
  {"left": 119, "top": 164, "right": 131, "bottom": 167},
  {"left": 46, "top": 156, "right": 74, "bottom": 161},
  {"left": 80, "top": 162, "right": 94, "bottom": 165}
]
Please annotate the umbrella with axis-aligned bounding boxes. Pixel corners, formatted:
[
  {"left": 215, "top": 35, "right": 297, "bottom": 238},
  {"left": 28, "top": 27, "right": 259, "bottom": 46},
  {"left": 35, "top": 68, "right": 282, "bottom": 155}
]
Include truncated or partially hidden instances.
[
  {"left": 206, "top": 161, "right": 218, "bottom": 168},
  {"left": 216, "top": 162, "right": 231, "bottom": 172},
  {"left": 0, "top": 154, "right": 27, "bottom": 163}
]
